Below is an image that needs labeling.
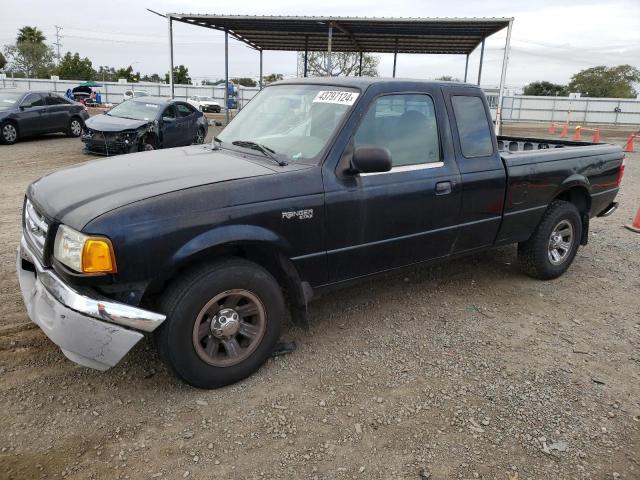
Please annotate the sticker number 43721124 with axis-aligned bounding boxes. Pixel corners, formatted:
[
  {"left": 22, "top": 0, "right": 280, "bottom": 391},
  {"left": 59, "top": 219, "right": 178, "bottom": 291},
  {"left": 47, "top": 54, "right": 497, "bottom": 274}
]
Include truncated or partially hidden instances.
[{"left": 313, "top": 91, "right": 360, "bottom": 106}]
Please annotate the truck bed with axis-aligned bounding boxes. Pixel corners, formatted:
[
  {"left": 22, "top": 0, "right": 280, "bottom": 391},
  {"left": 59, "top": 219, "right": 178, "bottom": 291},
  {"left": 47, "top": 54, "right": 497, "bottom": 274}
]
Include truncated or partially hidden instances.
[{"left": 497, "top": 135, "right": 596, "bottom": 152}]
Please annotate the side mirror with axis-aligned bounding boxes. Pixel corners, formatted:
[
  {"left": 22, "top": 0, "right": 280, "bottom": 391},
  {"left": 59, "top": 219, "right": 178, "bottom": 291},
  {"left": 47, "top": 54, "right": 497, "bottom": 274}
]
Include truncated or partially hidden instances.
[
  {"left": 162, "top": 116, "right": 175, "bottom": 123},
  {"left": 352, "top": 145, "right": 392, "bottom": 174},
  {"left": 19, "top": 105, "right": 29, "bottom": 111}
]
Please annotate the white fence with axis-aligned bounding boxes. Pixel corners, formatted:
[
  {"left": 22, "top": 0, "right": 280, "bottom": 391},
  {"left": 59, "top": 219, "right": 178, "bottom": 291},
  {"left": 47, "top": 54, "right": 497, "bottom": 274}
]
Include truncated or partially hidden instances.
[
  {"left": 0, "top": 77, "right": 260, "bottom": 108},
  {"left": 2, "top": 77, "right": 639, "bottom": 126},
  {"left": 500, "top": 95, "right": 640, "bottom": 126}
]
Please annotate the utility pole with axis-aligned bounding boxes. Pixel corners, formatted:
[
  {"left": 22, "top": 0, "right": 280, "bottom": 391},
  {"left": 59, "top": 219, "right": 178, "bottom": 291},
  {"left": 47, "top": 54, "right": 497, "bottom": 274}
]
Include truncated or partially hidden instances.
[{"left": 53, "top": 25, "right": 63, "bottom": 62}]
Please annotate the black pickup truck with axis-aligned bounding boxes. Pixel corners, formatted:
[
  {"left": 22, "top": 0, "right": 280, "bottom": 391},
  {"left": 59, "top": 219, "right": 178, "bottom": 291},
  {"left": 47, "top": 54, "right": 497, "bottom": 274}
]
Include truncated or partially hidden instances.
[{"left": 17, "top": 78, "right": 624, "bottom": 388}]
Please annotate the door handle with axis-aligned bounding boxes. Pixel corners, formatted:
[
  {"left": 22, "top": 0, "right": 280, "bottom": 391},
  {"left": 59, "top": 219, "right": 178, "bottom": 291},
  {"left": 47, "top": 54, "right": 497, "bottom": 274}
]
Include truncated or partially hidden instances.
[{"left": 435, "top": 181, "right": 452, "bottom": 195}]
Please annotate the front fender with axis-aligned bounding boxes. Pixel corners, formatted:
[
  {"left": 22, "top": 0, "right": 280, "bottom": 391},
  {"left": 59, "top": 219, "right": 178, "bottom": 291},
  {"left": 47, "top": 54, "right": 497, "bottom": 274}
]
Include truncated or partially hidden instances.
[{"left": 170, "top": 224, "right": 292, "bottom": 269}]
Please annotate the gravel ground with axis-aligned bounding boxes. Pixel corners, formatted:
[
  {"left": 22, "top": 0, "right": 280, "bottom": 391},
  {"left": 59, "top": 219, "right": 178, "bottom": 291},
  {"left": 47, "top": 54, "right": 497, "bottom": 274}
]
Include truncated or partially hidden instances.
[{"left": 0, "top": 123, "right": 638, "bottom": 480}]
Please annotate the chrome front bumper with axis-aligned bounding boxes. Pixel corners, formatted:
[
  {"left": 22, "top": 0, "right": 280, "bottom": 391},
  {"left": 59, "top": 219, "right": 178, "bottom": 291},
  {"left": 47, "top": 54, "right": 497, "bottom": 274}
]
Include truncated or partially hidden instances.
[{"left": 17, "top": 237, "right": 166, "bottom": 370}]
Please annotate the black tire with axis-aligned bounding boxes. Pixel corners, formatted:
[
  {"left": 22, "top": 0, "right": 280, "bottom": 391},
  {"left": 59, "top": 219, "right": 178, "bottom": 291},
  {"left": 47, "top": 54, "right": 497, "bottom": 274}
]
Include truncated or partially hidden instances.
[
  {"left": 140, "top": 135, "right": 158, "bottom": 152},
  {"left": 518, "top": 200, "right": 582, "bottom": 280},
  {"left": 155, "top": 258, "right": 285, "bottom": 389},
  {"left": 194, "top": 127, "right": 205, "bottom": 145},
  {"left": 67, "top": 117, "right": 83, "bottom": 137},
  {"left": 0, "top": 121, "right": 19, "bottom": 145}
]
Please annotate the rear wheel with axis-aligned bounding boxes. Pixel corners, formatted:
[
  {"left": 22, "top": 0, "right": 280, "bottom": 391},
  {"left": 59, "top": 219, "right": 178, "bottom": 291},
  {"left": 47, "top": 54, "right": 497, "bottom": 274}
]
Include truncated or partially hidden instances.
[
  {"left": 194, "top": 127, "right": 205, "bottom": 144},
  {"left": 1, "top": 121, "right": 18, "bottom": 145},
  {"left": 518, "top": 200, "right": 582, "bottom": 279},
  {"left": 67, "top": 117, "right": 83, "bottom": 137},
  {"left": 156, "top": 258, "right": 284, "bottom": 388}
]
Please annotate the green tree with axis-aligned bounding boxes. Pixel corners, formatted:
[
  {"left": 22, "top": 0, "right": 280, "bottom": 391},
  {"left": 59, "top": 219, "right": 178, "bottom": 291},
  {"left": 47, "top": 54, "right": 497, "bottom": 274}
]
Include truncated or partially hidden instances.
[
  {"left": 55, "top": 52, "right": 95, "bottom": 80},
  {"left": 114, "top": 65, "right": 139, "bottom": 82},
  {"left": 140, "top": 73, "right": 161, "bottom": 83},
  {"left": 436, "top": 75, "right": 461, "bottom": 82},
  {"left": 165, "top": 65, "right": 191, "bottom": 84},
  {"left": 263, "top": 73, "right": 284, "bottom": 84},
  {"left": 523, "top": 81, "right": 568, "bottom": 96},
  {"left": 298, "top": 52, "right": 379, "bottom": 77},
  {"left": 3, "top": 42, "right": 55, "bottom": 78},
  {"left": 0, "top": 51, "right": 6, "bottom": 70},
  {"left": 567, "top": 65, "right": 640, "bottom": 98},
  {"left": 17, "top": 26, "right": 46, "bottom": 43},
  {"left": 231, "top": 77, "right": 257, "bottom": 87}
]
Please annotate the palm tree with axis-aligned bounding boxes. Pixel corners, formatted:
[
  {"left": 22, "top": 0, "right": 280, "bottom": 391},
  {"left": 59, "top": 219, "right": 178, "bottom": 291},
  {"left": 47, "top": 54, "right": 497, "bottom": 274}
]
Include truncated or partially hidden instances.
[{"left": 17, "top": 26, "right": 46, "bottom": 44}]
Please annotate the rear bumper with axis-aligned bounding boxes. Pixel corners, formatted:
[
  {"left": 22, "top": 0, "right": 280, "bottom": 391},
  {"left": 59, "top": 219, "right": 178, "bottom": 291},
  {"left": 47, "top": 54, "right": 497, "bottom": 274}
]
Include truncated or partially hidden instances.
[{"left": 17, "top": 237, "right": 165, "bottom": 370}]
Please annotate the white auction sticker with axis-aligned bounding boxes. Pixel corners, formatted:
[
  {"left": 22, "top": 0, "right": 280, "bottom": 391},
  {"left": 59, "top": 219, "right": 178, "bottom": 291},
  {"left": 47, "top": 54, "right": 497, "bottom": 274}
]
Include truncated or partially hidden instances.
[{"left": 313, "top": 90, "right": 359, "bottom": 106}]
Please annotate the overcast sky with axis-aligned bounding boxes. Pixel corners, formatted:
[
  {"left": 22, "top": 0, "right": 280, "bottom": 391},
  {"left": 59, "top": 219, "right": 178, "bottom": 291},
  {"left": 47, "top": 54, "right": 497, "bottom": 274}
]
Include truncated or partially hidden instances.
[{"left": 1, "top": 0, "right": 638, "bottom": 88}]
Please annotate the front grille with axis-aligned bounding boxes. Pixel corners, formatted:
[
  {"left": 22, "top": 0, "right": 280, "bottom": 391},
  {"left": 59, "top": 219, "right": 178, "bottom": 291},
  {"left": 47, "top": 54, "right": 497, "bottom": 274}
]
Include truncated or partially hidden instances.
[{"left": 24, "top": 199, "right": 49, "bottom": 261}]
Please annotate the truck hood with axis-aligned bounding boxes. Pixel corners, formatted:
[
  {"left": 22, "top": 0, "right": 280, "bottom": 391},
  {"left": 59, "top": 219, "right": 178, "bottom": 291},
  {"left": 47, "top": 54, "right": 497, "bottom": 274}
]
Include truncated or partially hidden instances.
[
  {"left": 28, "top": 146, "right": 277, "bottom": 228},
  {"left": 85, "top": 114, "right": 150, "bottom": 132}
]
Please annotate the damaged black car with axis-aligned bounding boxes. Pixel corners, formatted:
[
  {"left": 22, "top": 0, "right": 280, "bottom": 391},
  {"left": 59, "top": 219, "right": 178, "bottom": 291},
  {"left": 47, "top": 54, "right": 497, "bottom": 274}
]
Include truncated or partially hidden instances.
[{"left": 81, "top": 96, "right": 208, "bottom": 155}]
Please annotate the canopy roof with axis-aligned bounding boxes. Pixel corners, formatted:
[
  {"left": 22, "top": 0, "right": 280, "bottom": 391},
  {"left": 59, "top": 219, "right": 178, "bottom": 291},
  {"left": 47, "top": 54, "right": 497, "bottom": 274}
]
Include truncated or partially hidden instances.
[{"left": 168, "top": 15, "right": 511, "bottom": 55}]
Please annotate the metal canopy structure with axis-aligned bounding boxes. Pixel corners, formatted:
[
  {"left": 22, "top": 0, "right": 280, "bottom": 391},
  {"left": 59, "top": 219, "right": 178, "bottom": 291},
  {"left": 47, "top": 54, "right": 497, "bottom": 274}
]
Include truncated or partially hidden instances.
[
  {"left": 168, "top": 15, "right": 510, "bottom": 55},
  {"left": 158, "top": 13, "right": 514, "bottom": 130}
]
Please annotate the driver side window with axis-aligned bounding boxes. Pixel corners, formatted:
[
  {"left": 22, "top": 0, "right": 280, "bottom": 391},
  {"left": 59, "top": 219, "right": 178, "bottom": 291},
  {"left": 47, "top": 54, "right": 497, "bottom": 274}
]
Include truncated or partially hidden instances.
[
  {"left": 22, "top": 93, "right": 45, "bottom": 107},
  {"left": 163, "top": 105, "right": 177, "bottom": 119},
  {"left": 354, "top": 94, "right": 440, "bottom": 167}
]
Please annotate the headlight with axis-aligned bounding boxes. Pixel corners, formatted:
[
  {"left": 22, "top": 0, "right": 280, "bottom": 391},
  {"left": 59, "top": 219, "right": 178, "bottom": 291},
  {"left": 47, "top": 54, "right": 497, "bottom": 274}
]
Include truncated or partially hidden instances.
[{"left": 54, "top": 225, "right": 117, "bottom": 274}]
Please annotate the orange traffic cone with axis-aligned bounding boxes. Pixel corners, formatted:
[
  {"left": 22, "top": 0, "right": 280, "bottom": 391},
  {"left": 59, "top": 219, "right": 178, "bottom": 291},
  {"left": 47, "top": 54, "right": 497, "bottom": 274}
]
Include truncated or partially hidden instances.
[
  {"left": 593, "top": 128, "right": 600, "bottom": 143},
  {"left": 573, "top": 126, "right": 581, "bottom": 140},
  {"left": 548, "top": 122, "right": 556, "bottom": 134},
  {"left": 624, "top": 133, "right": 635, "bottom": 153},
  {"left": 625, "top": 208, "right": 640, "bottom": 233},
  {"left": 560, "top": 124, "right": 569, "bottom": 138}
]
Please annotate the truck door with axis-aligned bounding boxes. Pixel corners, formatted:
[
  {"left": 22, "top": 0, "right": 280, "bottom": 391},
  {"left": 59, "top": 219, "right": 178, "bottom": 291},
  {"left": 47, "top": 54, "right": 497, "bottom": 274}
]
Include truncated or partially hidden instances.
[
  {"left": 442, "top": 87, "right": 507, "bottom": 253},
  {"left": 324, "top": 88, "right": 462, "bottom": 282}
]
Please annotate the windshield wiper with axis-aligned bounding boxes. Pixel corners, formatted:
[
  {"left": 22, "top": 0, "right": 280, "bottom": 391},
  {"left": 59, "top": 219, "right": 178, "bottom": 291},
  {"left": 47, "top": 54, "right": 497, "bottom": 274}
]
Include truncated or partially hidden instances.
[{"left": 231, "top": 140, "right": 288, "bottom": 166}]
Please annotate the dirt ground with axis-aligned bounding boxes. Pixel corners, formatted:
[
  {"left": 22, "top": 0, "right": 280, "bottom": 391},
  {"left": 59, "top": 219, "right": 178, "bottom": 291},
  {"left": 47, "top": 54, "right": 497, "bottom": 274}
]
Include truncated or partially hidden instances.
[{"left": 0, "top": 123, "right": 638, "bottom": 480}]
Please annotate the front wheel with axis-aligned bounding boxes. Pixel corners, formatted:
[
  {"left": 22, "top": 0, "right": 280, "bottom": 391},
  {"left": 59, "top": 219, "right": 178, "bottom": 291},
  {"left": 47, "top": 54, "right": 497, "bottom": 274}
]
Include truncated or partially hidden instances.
[
  {"left": 518, "top": 200, "right": 582, "bottom": 280},
  {"left": 1, "top": 121, "right": 18, "bottom": 144},
  {"left": 156, "top": 258, "right": 284, "bottom": 388},
  {"left": 140, "top": 136, "right": 158, "bottom": 152}
]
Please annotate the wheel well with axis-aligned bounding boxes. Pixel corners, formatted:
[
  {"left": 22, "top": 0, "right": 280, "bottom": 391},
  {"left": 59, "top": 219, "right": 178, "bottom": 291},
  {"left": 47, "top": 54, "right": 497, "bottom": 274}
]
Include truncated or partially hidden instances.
[
  {"left": 554, "top": 186, "right": 591, "bottom": 215},
  {"left": 143, "top": 243, "right": 307, "bottom": 313},
  {"left": 142, "top": 131, "right": 159, "bottom": 146},
  {"left": 553, "top": 186, "right": 591, "bottom": 245}
]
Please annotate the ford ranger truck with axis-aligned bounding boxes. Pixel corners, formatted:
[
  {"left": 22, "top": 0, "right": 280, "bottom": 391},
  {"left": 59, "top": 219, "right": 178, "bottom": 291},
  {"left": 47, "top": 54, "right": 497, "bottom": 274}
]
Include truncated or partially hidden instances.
[{"left": 17, "top": 78, "right": 624, "bottom": 388}]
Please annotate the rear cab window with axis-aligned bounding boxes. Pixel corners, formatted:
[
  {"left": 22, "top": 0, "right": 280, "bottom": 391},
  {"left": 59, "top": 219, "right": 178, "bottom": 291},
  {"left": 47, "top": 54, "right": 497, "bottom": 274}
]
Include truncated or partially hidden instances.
[{"left": 451, "top": 95, "right": 494, "bottom": 158}]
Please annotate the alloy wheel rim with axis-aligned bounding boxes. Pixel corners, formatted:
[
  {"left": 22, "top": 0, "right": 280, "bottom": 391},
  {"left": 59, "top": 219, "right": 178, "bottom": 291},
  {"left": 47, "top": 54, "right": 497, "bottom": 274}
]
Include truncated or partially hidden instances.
[
  {"left": 196, "top": 130, "right": 204, "bottom": 144},
  {"left": 3, "top": 124, "right": 17, "bottom": 142},
  {"left": 548, "top": 219, "right": 573, "bottom": 265},
  {"left": 71, "top": 120, "right": 82, "bottom": 136},
  {"left": 144, "top": 143, "right": 155, "bottom": 151},
  {"left": 192, "top": 289, "right": 267, "bottom": 367}
]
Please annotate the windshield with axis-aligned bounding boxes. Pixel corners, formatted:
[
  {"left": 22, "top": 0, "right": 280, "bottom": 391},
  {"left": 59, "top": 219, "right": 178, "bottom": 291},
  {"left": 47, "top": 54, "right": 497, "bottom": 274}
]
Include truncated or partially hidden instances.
[
  {"left": 217, "top": 84, "right": 360, "bottom": 162},
  {"left": 108, "top": 100, "right": 160, "bottom": 121},
  {"left": 0, "top": 92, "right": 24, "bottom": 110}
]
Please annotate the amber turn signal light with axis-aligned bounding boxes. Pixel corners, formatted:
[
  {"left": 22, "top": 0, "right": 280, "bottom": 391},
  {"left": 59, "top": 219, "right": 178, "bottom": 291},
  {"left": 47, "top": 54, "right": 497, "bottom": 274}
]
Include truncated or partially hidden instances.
[{"left": 82, "top": 238, "right": 117, "bottom": 273}]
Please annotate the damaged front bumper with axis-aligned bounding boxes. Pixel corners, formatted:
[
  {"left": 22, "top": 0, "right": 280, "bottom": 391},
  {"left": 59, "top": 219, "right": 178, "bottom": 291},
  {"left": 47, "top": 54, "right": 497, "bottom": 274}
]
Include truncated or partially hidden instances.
[{"left": 16, "top": 237, "right": 165, "bottom": 370}]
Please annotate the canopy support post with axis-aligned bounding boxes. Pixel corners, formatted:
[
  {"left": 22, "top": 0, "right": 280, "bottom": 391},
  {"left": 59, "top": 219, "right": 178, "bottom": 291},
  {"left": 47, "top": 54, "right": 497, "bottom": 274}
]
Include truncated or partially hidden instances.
[
  {"left": 304, "top": 36, "right": 308, "bottom": 77},
  {"left": 358, "top": 51, "right": 363, "bottom": 76},
  {"left": 477, "top": 38, "right": 485, "bottom": 86},
  {"left": 259, "top": 49, "right": 263, "bottom": 89},
  {"left": 327, "top": 25, "right": 333, "bottom": 76},
  {"left": 392, "top": 38, "right": 398, "bottom": 78},
  {"left": 224, "top": 29, "right": 229, "bottom": 125},
  {"left": 464, "top": 54, "right": 469, "bottom": 82},
  {"left": 167, "top": 15, "right": 174, "bottom": 99},
  {"left": 495, "top": 18, "right": 514, "bottom": 135}
]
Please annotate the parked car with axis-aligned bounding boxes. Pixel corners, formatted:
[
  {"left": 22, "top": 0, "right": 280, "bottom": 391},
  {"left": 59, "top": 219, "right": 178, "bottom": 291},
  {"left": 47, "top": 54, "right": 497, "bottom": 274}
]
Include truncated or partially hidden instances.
[
  {"left": 123, "top": 90, "right": 149, "bottom": 102},
  {"left": 0, "top": 91, "right": 89, "bottom": 145},
  {"left": 81, "top": 96, "right": 208, "bottom": 155},
  {"left": 18, "top": 78, "right": 624, "bottom": 388},
  {"left": 187, "top": 95, "right": 222, "bottom": 113}
]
